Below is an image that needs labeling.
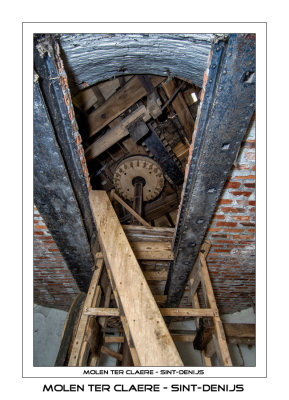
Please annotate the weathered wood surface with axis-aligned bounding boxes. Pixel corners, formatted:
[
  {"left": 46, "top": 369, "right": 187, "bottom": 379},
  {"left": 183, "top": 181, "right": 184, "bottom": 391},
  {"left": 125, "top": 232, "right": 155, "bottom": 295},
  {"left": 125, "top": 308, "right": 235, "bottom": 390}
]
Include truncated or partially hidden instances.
[
  {"left": 84, "top": 307, "right": 216, "bottom": 318},
  {"left": 87, "top": 75, "right": 165, "bottom": 137},
  {"left": 111, "top": 190, "right": 151, "bottom": 228},
  {"left": 130, "top": 241, "right": 174, "bottom": 261},
  {"left": 85, "top": 105, "right": 151, "bottom": 160},
  {"left": 68, "top": 259, "right": 103, "bottom": 366},
  {"left": 122, "top": 225, "right": 174, "bottom": 242},
  {"left": 162, "top": 80, "right": 195, "bottom": 142},
  {"left": 89, "top": 190, "right": 183, "bottom": 366}
]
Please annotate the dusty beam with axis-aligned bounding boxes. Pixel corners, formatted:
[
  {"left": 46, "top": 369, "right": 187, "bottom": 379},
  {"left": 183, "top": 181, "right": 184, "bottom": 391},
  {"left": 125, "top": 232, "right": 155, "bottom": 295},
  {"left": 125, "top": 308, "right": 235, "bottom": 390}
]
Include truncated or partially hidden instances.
[{"left": 165, "top": 34, "right": 256, "bottom": 307}]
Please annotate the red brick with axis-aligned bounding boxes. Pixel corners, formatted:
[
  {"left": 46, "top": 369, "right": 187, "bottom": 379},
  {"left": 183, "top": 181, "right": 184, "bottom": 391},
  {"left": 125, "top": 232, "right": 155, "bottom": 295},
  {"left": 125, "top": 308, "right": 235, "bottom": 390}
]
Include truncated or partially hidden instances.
[
  {"left": 249, "top": 201, "right": 256, "bottom": 206},
  {"left": 235, "top": 164, "right": 250, "bottom": 170},
  {"left": 216, "top": 222, "right": 237, "bottom": 227},
  {"left": 225, "top": 181, "right": 241, "bottom": 189},
  {"left": 34, "top": 224, "right": 47, "bottom": 230},
  {"left": 231, "top": 216, "right": 250, "bottom": 221},
  {"left": 218, "top": 199, "right": 233, "bottom": 205},
  {"left": 212, "top": 214, "right": 225, "bottom": 220},
  {"left": 222, "top": 228, "right": 244, "bottom": 233},
  {"left": 244, "top": 183, "right": 255, "bottom": 188},
  {"left": 236, "top": 200, "right": 249, "bottom": 206},
  {"left": 241, "top": 222, "right": 255, "bottom": 227},
  {"left": 230, "top": 191, "right": 252, "bottom": 197},
  {"left": 208, "top": 228, "right": 222, "bottom": 232},
  {"left": 232, "top": 235, "right": 254, "bottom": 240},
  {"left": 233, "top": 175, "right": 255, "bottom": 180},
  {"left": 221, "top": 207, "right": 245, "bottom": 213}
]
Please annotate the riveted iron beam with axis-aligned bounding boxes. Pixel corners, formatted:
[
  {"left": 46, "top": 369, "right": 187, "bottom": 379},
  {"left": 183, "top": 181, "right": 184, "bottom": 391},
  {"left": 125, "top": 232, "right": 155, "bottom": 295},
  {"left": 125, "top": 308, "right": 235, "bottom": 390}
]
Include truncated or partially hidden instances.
[
  {"left": 34, "top": 35, "right": 97, "bottom": 251},
  {"left": 165, "top": 34, "right": 256, "bottom": 307},
  {"left": 34, "top": 76, "right": 94, "bottom": 292}
]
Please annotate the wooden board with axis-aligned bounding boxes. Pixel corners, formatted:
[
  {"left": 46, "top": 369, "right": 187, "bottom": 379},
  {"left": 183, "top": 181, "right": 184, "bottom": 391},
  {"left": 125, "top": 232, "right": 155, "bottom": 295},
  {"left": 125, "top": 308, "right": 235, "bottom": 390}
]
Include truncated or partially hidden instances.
[
  {"left": 85, "top": 106, "right": 151, "bottom": 161},
  {"left": 68, "top": 259, "right": 103, "bottom": 366},
  {"left": 84, "top": 307, "right": 216, "bottom": 318},
  {"left": 87, "top": 75, "right": 165, "bottom": 137},
  {"left": 122, "top": 225, "right": 174, "bottom": 242},
  {"left": 162, "top": 80, "right": 195, "bottom": 142},
  {"left": 130, "top": 241, "right": 174, "bottom": 260},
  {"left": 89, "top": 190, "right": 183, "bottom": 366}
]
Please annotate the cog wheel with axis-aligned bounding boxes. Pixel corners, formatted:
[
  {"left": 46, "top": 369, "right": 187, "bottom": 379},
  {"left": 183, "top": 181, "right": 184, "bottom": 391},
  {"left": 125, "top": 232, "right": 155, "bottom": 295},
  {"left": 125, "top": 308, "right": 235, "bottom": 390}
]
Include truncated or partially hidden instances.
[{"left": 113, "top": 155, "right": 164, "bottom": 202}]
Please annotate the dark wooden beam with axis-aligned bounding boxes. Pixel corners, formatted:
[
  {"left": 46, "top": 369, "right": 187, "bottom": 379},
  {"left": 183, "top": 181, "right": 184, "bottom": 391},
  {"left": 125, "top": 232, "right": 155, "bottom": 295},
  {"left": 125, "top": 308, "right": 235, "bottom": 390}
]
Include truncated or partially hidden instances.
[
  {"left": 87, "top": 75, "right": 165, "bottom": 138},
  {"left": 165, "top": 34, "right": 256, "bottom": 307}
]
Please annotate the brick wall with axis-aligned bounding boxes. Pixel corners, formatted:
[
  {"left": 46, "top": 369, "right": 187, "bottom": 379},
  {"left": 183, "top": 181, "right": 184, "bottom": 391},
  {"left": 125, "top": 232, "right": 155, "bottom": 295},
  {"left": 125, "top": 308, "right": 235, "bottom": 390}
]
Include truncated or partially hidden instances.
[
  {"left": 204, "top": 118, "right": 255, "bottom": 313},
  {"left": 34, "top": 206, "right": 80, "bottom": 311}
]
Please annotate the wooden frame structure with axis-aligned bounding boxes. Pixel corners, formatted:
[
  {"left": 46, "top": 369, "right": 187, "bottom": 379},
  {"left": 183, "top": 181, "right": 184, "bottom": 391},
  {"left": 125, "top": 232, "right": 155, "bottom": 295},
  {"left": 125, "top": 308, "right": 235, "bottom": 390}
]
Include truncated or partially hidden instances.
[{"left": 64, "top": 191, "right": 233, "bottom": 367}]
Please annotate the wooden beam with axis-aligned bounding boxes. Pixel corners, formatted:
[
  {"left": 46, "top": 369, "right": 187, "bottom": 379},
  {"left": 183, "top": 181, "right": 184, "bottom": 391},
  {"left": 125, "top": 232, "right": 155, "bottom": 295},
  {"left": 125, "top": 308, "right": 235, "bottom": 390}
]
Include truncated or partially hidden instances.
[
  {"left": 68, "top": 259, "right": 104, "bottom": 366},
  {"left": 130, "top": 241, "right": 174, "bottom": 261},
  {"left": 101, "top": 346, "right": 123, "bottom": 362},
  {"left": 89, "top": 190, "right": 183, "bottom": 366},
  {"left": 84, "top": 307, "right": 217, "bottom": 318},
  {"left": 111, "top": 190, "right": 151, "bottom": 228},
  {"left": 199, "top": 252, "right": 232, "bottom": 366},
  {"left": 85, "top": 106, "right": 151, "bottom": 161},
  {"left": 143, "top": 269, "right": 168, "bottom": 281},
  {"left": 122, "top": 225, "right": 174, "bottom": 242},
  {"left": 87, "top": 75, "right": 165, "bottom": 137},
  {"left": 143, "top": 193, "right": 179, "bottom": 222},
  {"left": 162, "top": 79, "right": 195, "bottom": 142}
]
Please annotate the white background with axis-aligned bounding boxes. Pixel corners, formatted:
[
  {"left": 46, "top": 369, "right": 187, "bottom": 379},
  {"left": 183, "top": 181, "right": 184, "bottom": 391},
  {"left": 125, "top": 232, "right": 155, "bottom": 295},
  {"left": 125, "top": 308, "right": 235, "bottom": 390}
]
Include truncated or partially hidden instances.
[{"left": 0, "top": 5, "right": 286, "bottom": 399}]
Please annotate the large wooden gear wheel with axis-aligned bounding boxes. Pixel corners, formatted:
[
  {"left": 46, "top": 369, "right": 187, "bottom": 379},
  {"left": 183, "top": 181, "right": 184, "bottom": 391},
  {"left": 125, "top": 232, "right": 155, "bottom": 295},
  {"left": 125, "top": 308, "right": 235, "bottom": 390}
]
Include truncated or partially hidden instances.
[{"left": 113, "top": 155, "right": 164, "bottom": 201}]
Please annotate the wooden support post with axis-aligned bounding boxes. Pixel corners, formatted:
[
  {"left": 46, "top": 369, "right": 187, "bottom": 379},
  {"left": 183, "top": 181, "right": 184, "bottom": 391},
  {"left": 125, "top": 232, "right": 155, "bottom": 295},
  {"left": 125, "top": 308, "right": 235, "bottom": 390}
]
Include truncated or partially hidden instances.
[
  {"left": 162, "top": 79, "right": 195, "bottom": 142},
  {"left": 199, "top": 247, "right": 232, "bottom": 367},
  {"left": 111, "top": 190, "right": 151, "bottom": 228},
  {"left": 68, "top": 259, "right": 104, "bottom": 366},
  {"left": 89, "top": 190, "right": 183, "bottom": 366}
]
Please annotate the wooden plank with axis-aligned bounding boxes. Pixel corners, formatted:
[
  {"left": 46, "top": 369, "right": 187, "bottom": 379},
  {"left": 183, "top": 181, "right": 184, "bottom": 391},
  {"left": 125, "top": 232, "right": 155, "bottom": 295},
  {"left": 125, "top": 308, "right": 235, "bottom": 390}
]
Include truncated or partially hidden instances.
[
  {"left": 84, "top": 307, "right": 216, "bottom": 318},
  {"left": 111, "top": 190, "right": 151, "bottom": 228},
  {"left": 85, "top": 106, "right": 151, "bottom": 161},
  {"left": 99, "top": 285, "right": 112, "bottom": 328},
  {"left": 104, "top": 334, "right": 196, "bottom": 344},
  {"left": 87, "top": 75, "right": 165, "bottom": 137},
  {"left": 162, "top": 80, "right": 195, "bottom": 142},
  {"left": 90, "top": 190, "right": 183, "bottom": 366},
  {"left": 223, "top": 323, "right": 255, "bottom": 339},
  {"left": 54, "top": 292, "right": 86, "bottom": 366},
  {"left": 122, "top": 225, "right": 174, "bottom": 242},
  {"left": 199, "top": 252, "right": 232, "bottom": 366},
  {"left": 143, "top": 269, "right": 168, "bottom": 281},
  {"left": 101, "top": 346, "right": 123, "bottom": 362},
  {"left": 130, "top": 241, "right": 174, "bottom": 260},
  {"left": 68, "top": 260, "right": 103, "bottom": 366},
  {"left": 143, "top": 193, "right": 179, "bottom": 221},
  {"left": 104, "top": 260, "right": 141, "bottom": 367},
  {"left": 173, "top": 142, "right": 189, "bottom": 163}
]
